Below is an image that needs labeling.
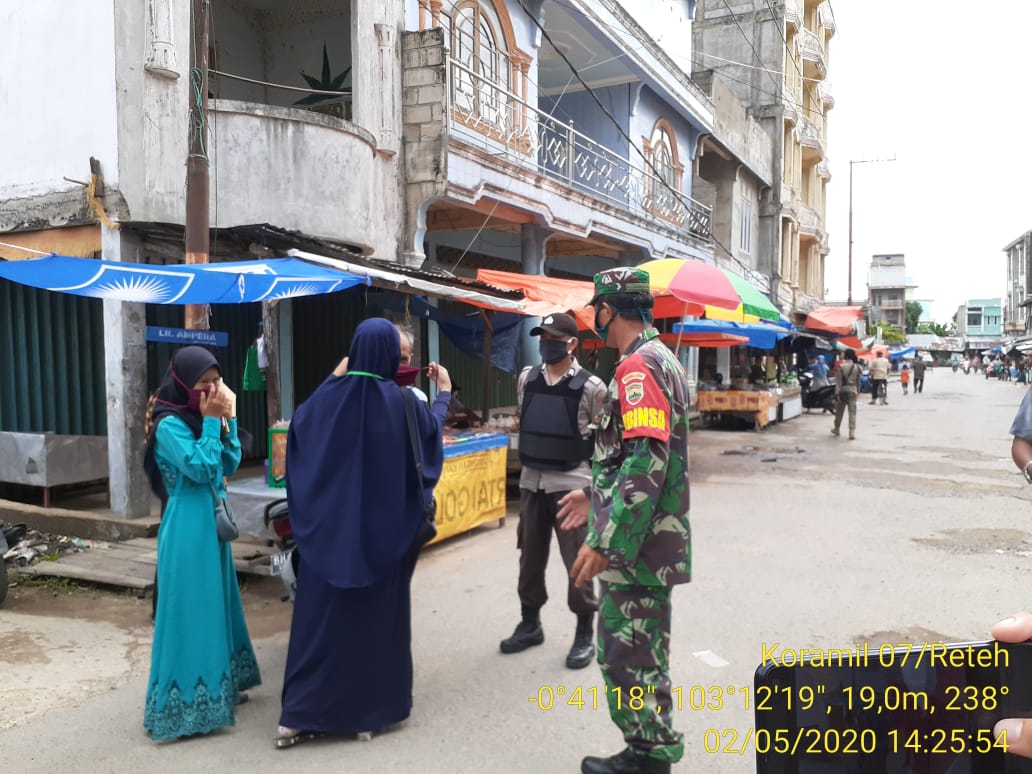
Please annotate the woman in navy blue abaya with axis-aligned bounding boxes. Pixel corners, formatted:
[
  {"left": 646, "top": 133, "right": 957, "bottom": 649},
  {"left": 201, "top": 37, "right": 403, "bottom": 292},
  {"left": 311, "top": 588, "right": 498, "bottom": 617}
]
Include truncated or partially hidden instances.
[{"left": 277, "top": 318, "right": 451, "bottom": 746}]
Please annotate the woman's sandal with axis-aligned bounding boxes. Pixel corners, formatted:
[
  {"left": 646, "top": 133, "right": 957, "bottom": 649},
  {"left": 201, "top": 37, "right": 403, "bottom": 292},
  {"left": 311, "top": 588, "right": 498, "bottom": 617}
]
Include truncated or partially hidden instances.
[{"left": 275, "top": 726, "right": 317, "bottom": 749}]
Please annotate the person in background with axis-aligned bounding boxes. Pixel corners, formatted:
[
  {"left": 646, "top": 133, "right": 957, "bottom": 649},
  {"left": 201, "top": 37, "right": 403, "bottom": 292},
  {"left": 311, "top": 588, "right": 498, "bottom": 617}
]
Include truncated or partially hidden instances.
[
  {"left": 569, "top": 268, "right": 692, "bottom": 774},
  {"left": 809, "top": 354, "right": 830, "bottom": 388},
  {"left": 869, "top": 352, "right": 890, "bottom": 405},
  {"left": 831, "top": 348, "right": 862, "bottom": 441},
  {"left": 748, "top": 357, "right": 766, "bottom": 384},
  {"left": 142, "top": 346, "right": 260, "bottom": 741},
  {"left": 500, "top": 312, "right": 606, "bottom": 669},
  {"left": 276, "top": 318, "right": 451, "bottom": 747},
  {"left": 395, "top": 323, "right": 429, "bottom": 403},
  {"left": 900, "top": 362, "right": 910, "bottom": 395},
  {"left": 911, "top": 357, "right": 927, "bottom": 393}
]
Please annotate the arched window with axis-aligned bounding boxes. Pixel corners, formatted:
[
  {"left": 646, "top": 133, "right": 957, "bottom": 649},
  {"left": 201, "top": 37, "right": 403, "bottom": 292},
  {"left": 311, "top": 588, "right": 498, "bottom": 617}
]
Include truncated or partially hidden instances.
[
  {"left": 420, "top": 1, "right": 531, "bottom": 147},
  {"left": 451, "top": 1, "right": 509, "bottom": 128},
  {"left": 646, "top": 120, "right": 684, "bottom": 224}
]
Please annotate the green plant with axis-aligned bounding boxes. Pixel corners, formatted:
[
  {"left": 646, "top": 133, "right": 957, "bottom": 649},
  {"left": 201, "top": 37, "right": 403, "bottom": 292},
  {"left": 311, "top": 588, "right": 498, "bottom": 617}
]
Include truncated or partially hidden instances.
[{"left": 294, "top": 43, "right": 351, "bottom": 107}]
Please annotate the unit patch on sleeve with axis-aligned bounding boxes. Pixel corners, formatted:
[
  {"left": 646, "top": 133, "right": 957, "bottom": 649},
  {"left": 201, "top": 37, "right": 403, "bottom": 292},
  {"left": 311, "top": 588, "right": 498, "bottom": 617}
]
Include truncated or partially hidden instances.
[{"left": 616, "top": 354, "right": 670, "bottom": 441}]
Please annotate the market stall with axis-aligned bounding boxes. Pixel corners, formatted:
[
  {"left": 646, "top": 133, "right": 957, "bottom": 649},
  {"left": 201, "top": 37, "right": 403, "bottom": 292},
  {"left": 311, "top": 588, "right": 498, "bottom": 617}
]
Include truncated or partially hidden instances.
[
  {"left": 432, "top": 430, "right": 510, "bottom": 544},
  {"left": 695, "top": 389, "right": 780, "bottom": 430},
  {"left": 778, "top": 384, "right": 802, "bottom": 421},
  {"left": 263, "top": 421, "right": 509, "bottom": 547}
]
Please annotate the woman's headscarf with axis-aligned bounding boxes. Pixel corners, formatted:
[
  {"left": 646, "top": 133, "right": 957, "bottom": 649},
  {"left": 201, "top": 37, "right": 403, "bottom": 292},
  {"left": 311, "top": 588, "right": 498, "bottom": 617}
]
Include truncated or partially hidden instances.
[
  {"left": 143, "top": 346, "right": 221, "bottom": 498},
  {"left": 285, "top": 318, "right": 445, "bottom": 589}
]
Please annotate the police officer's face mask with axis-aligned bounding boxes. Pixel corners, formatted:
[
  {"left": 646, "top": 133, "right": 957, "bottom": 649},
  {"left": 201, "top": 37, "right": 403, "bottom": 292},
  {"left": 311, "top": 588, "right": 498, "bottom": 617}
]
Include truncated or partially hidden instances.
[{"left": 539, "top": 338, "right": 570, "bottom": 365}]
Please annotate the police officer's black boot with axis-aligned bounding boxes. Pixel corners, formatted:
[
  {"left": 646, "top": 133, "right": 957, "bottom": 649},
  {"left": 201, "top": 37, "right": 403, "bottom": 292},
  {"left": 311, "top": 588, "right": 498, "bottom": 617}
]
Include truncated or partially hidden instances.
[
  {"left": 499, "top": 605, "right": 544, "bottom": 653},
  {"left": 581, "top": 748, "right": 670, "bottom": 774},
  {"left": 566, "top": 612, "right": 595, "bottom": 669}
]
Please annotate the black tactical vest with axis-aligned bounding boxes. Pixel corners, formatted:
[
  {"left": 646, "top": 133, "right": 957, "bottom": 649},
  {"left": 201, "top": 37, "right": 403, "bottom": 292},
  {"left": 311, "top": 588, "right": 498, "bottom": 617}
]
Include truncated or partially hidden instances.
[{"left": 519, "top": 368, "right": 595, "bottom": 471}]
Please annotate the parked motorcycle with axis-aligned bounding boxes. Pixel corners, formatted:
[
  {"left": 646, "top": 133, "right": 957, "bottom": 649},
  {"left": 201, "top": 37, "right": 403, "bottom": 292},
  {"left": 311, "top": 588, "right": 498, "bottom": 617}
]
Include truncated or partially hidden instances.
[
  {"left": 264, "top": 497, "right": 297, "bottom": 602},
  {"left": 799, "top": 370, "right": 837, "bottom": 413}
]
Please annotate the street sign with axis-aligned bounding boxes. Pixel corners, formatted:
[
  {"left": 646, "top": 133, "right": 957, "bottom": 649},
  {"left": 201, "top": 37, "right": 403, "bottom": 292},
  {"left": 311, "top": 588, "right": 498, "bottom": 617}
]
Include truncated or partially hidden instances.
[{"left": 146, "top": 326, "right": 229, "bottom": 348}]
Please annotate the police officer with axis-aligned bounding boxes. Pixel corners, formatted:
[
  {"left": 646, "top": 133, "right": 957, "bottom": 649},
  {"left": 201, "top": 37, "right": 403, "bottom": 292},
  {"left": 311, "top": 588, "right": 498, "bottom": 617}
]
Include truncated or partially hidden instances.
[
  {"left": 569, "top": 269, "right": 691, "bottom": 774},
  {"left": 500, "top": 312, "right": 607, "bottom": 669}
]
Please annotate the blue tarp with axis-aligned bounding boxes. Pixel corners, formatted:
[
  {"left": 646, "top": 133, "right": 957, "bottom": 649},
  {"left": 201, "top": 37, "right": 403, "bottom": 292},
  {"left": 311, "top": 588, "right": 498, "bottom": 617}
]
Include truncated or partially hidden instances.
[
  {"left": 672, "top": 319, "right": 794, "bottom": 350},
  {"left": 442, "top": 431, "right": 509, "bottom": 458},
  {"left": 0, "top": 255, "right": 369, "bottom": 304},
  {"left": 888, "top": 347, "right": 916, "bottom": 360},
  {"left": 379, "top": 293, "right": 522, "bottom": 373}
]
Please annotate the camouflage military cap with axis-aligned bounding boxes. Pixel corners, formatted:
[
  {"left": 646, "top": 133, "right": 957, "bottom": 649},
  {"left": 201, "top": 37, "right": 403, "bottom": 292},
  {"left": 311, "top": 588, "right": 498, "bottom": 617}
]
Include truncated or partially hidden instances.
[{"left": 588, "top": 267, "right": 651, "bottom": 306}]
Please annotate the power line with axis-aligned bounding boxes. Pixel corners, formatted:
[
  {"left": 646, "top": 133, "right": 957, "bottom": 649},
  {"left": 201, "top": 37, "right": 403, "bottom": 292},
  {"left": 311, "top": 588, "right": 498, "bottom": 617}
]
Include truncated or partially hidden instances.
[
  {"left": 513, "top": 0, "right": 769, "bottom": 287},
  {"left": 719, "top": 0, "right": 783, "bottom": 97},
  {"left": 683, "top": 54, "right": 827, "bottom": 121},
  {"left": 761, "top": 0, "right": 807, "bottom": 86}
]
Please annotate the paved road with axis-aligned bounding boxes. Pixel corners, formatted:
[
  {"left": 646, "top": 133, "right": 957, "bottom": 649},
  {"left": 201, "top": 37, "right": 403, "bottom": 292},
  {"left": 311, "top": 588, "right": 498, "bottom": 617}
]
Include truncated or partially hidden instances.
[{"left": 2, "top": 368, "right": 1031, "bottom": 773}]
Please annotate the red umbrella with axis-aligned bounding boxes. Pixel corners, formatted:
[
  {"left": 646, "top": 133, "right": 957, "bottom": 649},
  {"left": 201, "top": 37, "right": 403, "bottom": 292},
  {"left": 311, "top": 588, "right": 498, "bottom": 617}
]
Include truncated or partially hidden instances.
[{"left": 637, "top": 258, "right": 742, "bottom": 313}]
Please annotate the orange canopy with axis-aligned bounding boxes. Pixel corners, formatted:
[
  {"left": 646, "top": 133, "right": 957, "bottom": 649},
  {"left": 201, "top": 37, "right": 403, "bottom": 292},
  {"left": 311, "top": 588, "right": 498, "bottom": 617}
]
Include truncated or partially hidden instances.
[
  {"left": 806, "top": 305, "right": 864, "bottom": 335},
  {"left": 476, "top": 268, "right": 705, "bottom": 329}
]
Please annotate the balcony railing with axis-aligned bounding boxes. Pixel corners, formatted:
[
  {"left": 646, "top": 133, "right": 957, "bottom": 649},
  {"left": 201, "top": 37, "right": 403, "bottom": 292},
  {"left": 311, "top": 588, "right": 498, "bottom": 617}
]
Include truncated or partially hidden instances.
[
  {"left": 819, "top": 79, "right": 834, "bottom": 108},
  {"left": 798, "top": 114, "right": 825, "bottom": 155},
  {"left": 447, "top": 57, "right": 712, "bottom": 243},
  {"left": 818, "top": 1, "right": 836, "bottom": 34},
  {"left": 797, "top": 28, "right": 827, "bottom": 79},
  {"left": 785, "top": 0, "right": 802, "bottom": 30}
]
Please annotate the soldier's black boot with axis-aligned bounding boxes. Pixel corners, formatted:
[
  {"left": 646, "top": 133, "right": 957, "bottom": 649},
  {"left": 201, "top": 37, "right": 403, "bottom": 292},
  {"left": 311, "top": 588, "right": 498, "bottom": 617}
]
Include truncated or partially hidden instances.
[
  {"left": 581, "top": 747, "right": 670, "bottom": 774},
  {"left": 499, "top": 605, "right": 544, "bottom": 654},
  {"left": 566, "top": 613, "right": 595, "bottom": 669}
]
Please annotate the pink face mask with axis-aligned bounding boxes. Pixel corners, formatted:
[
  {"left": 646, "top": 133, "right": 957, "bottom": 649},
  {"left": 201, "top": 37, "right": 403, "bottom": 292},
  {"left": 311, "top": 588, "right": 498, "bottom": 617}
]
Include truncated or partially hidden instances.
[
  {"left": 172, "top": 369, "right": 214, "bottom": 412},
  {"left": 394, "top": 364, "right": 425, "bottom": 388}
]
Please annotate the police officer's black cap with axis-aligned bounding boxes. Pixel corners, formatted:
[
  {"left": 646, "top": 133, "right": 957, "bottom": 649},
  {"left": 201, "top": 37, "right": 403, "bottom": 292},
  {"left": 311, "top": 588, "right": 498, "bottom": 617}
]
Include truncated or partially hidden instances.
[{"left": 530, "top": 312, "right": 578, "bottom": 338}]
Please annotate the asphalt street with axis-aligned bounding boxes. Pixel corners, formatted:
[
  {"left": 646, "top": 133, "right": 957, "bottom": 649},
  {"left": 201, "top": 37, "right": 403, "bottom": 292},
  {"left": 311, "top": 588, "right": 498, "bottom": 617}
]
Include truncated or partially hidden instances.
[{"left": 2, "top": 367, "right": 1032, "bottom": 773}]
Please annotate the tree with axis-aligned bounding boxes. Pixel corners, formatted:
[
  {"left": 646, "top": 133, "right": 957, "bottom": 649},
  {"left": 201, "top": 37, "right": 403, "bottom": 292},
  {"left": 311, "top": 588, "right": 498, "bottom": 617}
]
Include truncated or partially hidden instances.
[
  {"left": 878, "top": 323, "right": 907, "bottom": 344},
  {"left": 905, "top": 301, "right": 923, "bottom": 334},
  {"left": 917, "top": 321, "right": 953, "bottom": 337}
]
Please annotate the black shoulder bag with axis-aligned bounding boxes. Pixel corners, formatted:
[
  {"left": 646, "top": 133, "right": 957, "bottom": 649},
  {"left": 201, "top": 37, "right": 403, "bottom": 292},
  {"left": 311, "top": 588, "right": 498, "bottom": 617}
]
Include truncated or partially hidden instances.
[{"left": 402, "top": 389, "right": 439, "bottom": 548}]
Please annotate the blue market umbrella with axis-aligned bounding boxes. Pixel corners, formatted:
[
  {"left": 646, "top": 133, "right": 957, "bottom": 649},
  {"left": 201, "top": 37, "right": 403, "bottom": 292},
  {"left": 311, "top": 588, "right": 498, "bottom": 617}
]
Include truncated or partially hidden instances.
[
  {"left": 672, "top": 319, "right": 794, "bottom": 350},
  {"left": 0, "top": 255, "right": 369, "bottom": 304}
]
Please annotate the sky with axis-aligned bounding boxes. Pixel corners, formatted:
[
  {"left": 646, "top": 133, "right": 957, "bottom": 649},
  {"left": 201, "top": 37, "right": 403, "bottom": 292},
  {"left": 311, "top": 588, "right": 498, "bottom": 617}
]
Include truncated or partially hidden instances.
[{"left": 823, "top": 1, "right": 1032, "bottom": 323}]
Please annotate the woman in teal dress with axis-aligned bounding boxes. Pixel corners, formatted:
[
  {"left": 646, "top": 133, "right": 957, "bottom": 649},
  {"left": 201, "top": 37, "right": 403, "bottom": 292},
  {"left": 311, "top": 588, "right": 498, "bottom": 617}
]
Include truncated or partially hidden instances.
[{"left": 142, "top": 346, "right": 261, "bottom": 740}]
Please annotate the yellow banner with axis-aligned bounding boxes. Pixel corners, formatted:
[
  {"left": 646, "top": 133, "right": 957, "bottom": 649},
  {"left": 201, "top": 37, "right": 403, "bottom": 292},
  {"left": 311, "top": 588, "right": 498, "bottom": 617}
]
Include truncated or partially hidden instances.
[{"left": 429, "top": 446, "right": 507, "bottom": 545}]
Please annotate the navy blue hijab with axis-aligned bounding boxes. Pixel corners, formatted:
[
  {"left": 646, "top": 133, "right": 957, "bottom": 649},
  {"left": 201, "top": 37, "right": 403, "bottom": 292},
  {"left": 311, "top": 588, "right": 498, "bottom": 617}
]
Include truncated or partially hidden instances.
[{"left": 286, "top": 318, "right": 445, "bottom": 589}]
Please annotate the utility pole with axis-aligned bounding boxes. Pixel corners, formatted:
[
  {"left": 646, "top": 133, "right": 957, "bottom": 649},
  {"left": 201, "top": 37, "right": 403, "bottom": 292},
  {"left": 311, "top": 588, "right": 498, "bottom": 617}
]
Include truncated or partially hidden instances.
[
  {"left": 847, "top": 156, "right": 895, "bottom": 306},
  {"left": 184, "top": 0, "right": 210, "bottom": 330}
]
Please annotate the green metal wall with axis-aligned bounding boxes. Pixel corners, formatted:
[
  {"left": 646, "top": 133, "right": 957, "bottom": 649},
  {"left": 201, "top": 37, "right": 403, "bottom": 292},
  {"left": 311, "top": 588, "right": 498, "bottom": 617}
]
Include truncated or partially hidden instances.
[
  {"left": 435, "top": 300, "right": 518, "bottom": 414},
  {"left": 0, "top": 279, "right": 107, "bottom": 434},
  {"left": 291, "top": 286, "right": 371, "bottom": 406},
  {"left": 146, "top": 304, "right": 269, "bottom": 459}
]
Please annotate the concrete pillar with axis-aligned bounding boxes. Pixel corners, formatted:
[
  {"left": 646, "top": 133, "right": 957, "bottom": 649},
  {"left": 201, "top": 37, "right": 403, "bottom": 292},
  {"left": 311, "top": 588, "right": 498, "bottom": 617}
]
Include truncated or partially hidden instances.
[
  {"left": 102, "top": 226, "right": 152, "bottom": 518},
  {"left": 520, "top": 223, "right": 552, "bottom": 367}
]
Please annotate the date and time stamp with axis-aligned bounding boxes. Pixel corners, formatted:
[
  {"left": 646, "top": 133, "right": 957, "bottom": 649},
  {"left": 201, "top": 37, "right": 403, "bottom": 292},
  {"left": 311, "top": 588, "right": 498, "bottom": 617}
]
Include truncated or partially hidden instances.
[{"left": 526, "top": 641, "right": 1014, "bottom": 756}]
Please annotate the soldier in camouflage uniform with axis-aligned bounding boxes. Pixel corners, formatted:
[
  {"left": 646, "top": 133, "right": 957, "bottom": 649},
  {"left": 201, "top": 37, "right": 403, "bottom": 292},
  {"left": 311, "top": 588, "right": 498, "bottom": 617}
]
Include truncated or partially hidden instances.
[{"left": 569, "top": 267, "right": 691, "bottom": 774}]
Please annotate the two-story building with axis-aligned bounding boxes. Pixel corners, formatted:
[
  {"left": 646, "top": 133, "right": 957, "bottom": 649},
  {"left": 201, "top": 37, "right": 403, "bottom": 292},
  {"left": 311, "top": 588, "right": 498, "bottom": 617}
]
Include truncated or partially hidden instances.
[{"left": 955, "top": 298, "right": 1004, "bottom": 354}]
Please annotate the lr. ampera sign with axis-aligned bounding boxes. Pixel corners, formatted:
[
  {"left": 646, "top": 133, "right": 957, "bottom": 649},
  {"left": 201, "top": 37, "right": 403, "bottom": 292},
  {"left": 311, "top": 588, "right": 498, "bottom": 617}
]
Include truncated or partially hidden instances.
[{"left": 146, "top": 326, "right": 229, "bottom": 348}]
